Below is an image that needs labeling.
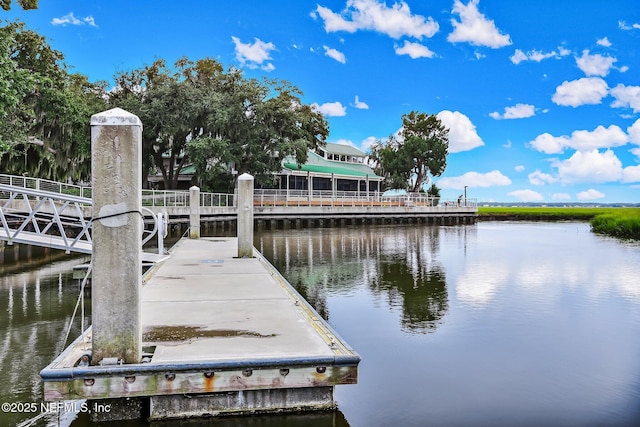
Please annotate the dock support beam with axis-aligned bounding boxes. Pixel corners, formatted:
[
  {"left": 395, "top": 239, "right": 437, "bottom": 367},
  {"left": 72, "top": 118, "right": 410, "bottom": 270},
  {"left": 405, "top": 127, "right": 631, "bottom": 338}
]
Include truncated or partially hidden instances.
[
  {"left": 189, "top": 186, "right": 200, "bottom": 239},
  {"left": 90, "top": 108, "right": 142, "bottom": 365},
  {"left": 237, "top": 173, "right": 254, "bottom": 258}
]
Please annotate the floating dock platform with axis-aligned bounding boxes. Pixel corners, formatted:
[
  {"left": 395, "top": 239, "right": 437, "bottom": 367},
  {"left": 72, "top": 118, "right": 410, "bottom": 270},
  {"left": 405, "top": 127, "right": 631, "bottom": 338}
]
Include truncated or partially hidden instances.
[{"left": 40, "top": 237, "right": 359, "bottom": 421}]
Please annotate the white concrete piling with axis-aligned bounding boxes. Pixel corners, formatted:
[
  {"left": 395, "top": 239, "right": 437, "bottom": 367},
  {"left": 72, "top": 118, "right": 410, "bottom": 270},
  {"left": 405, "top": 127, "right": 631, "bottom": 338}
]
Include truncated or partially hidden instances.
[
  {"left": 90, "top": 108, "right": 142, "bottom": 365},
  {"left": 237, "top": 173, "right": 254, "bottom": 258},
  {"left": 189, "top": 186, "right": 200, "bottom": 239}
]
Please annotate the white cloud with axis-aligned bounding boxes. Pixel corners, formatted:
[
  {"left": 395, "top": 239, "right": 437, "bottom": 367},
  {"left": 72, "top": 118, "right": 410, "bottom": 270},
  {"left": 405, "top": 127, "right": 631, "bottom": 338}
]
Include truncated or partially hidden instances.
[
  {"left": 509, "top": 46, "right": 570, "bottom": 64},
  {"left": 554, "top": 149, "right": 623, "bottom": 184},
  {"left": 436, "top": 110, "right": 484, "bottom": 153},
  {"left": 552, "top": 77, "right": 608, "bottom": 107},
  {"left": 618, "top": 21, "right": 640, "bottom": 30},
  {"left": 507, "top": 189, "right": 543, "bottom": 202},
  {"left": 576, "top": 189, "right": 605, "bottom": 200},
  {"left": 361, "top": 136, "right": 378, "bottom": 151},
  {"left": 490, "top": 103, "right": 535, "bottom": 120},
  {"left": 323, "top": 46, "right": 346, "bottom": 63},
  {"left": 622, "top": 165, "right": 640, "bottom": 183},
  {"left": 552, "top": 193, "right": 571, "bottom": 200},
  {"left": 352, "top": 95, "right": 369, "bottom": 109},
  {"left": 314, "top": 0, "right": 439, "bottom": 39},
  {"left": 631, "top": 148, "right": 640, "bottom": 159},
  {"left": 597, "top": 37, "right": 612, "bottom": 47},
  {"left": 610, "top": 84, "right": 640, "bottom": 113},
  {"left": 312, "top": 101, "right": 347, "bottom": 117},
  {"left": 576, "top": 50, "right": 617, "bottom": 77},
  {"left": 232, "top": 37, "right": 276, "bottom": 71},
  {"left": 528, "top": 170, "right": 557, "bottom": 186},
  {"left": 628, "top": 119, "right": 640, "bottom": 145},
  {"left": 515, "top": 165, "right": 525, "bottom": 172},
  {"left": 51, "top": 12, "right": 97, "bottom": 27},
  {"left": 448, "top": 0, "right": 511, "bottom": 48},
  {"left": 438, "top": 170, "right": 511, "bottom": 189},
  {"left": 529, "top": 124, "right": 628, "bottom": 154},
  {"left": 394, "top": 40, "right": 435, "bottom": 59}
]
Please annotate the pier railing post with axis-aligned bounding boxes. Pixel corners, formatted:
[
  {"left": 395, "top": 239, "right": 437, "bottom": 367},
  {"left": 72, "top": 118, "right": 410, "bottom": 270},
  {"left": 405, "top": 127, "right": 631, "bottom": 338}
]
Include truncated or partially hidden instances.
[
  {"left": 90, "top": 108, "right": 142, "bottom": 365},
  {"left": 189, "top": 185, "right": 200, "bottom": 239},
  {"left": 237, "top": 173, "right": 254, "bottom": 258}
]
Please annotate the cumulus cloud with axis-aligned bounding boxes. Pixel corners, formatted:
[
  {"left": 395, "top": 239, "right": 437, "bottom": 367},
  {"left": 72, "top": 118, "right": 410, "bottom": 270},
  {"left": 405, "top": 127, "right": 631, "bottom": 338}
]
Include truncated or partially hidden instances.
[
  {"left": 552, "top": 77, "right": 608, "bottom": 107},
  {"left": 323, "top": 46, "right": 346, "bottom": 63},
  {"left": 515, "top": 165, "right": 525, "bottom": 172},
  {"left": 352, "top": 95, "right": 369, "bottom": 109},
  {"left": 610, "top": 84, "right": 640, "bottom": 113},
  {"left": 51, "top": 12, "right": 97, "bottom": 27},
  {"left": 576, "top": 50, "right": 617, "bottom": 77},
  {"left": 622, "top": 164, "right": 640, "bottom": 183},
  {"left": 628, "top": 119, "right": 640, "bottom": 145},
  {"left": 436, "top": 110, "right": 484, "bottom": 153},
  {"left": 232, "top": 37, "right": 276, "bottom": 71},
  {"left": 448, "top": 0, "right": 511, "bottom": 48},
  {"left": 312, "top": 101, "right": 347, "bottom": 117},
  {"left": 553, "top": 149, "right": 623, "bottom": 184},
  {"left": 507, "top": 189, "right": 543, "bottom": 202},
  {"left": 394, "top": 40, "right": 435, "bottom": 59},
  {"left": 597, "top": 37, "right": 612, "bottom": 47},
  {"left": 509, "top": 46, "right": 570, "bottom": 64},
  {"left": 438, "top": 170, "right": 511, "bottom": 189},
  {"left": 489, "top": 103, "right": 535, "bottom": 120},
  {"left": 528, "top": 124, "right": 628, "bottom": 154},
  {"left": 313, "top": 0, "right": 439, "bottom": 39},
  {"left": 576, "top": 189, "right": 605, "bottom": 200},
  {"left": 528, "top": 170, "right": 557, "bottom": 186}
]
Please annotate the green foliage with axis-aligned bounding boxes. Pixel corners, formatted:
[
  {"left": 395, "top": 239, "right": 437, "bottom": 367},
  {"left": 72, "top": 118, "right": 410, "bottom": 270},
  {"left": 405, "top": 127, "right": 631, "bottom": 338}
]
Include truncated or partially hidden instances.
[
  {"left": 111, "top": 57, "right": 328, "bottom": 190},
  {"left": 0, "top": 20, "right": 108, "bottom": 182},
  {"left": 426, "top": 183, "right": 440, "bottom": 205},
  {"left": 370, "top": 111, "right": 448, "bottom": 192},
  {"left": 590, "top": 209, "right": 640, "bottom": 240},
  {"left": 1, "top": 0, "right": 38, "bottom": 11}
]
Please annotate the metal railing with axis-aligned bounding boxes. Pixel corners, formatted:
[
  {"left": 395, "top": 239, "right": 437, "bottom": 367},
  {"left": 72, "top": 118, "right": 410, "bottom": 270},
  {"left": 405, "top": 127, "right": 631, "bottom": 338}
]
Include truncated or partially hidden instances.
[
  {"left": 0, "top": 184, "right": 160, "bottom": 255},
  {"left": 252, "top": 189, "right": 477, "bottom": 209}
]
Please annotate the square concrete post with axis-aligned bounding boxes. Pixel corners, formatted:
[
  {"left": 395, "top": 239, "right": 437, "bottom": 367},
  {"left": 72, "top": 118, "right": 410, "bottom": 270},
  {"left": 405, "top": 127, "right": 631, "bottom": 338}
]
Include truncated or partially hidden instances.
[
  {"left": 189, "top": 186, "right": 200, "bottom": 239},
  {"left": 90, "top": 108, "right": 142, "bottom": 365},
  {"left": 237, "top": 173, "right": 254, "bottom": 258}
]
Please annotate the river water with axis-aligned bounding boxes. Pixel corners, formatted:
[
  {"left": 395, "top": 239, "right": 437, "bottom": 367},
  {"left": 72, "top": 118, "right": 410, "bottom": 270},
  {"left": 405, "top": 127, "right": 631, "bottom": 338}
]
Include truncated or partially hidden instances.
[{"left": 1, "top": 221, "right": 640, "bottom": 426}]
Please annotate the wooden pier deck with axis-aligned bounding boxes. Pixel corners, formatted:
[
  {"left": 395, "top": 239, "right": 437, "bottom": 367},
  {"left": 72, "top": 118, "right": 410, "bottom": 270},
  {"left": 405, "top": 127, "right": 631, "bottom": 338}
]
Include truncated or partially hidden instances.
[{"left": 41, "top": 237, "right": 359, "bottom": 420}]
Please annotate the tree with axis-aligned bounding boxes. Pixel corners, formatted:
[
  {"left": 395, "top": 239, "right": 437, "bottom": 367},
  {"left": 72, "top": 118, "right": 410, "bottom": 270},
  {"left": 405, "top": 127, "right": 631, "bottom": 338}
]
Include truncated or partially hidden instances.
[
  {"left": 370, "top": 111, "right": 448, "bottom": 192},
  {"left": 110, "top": 56, "right": 328, "bottom": 190},
  {"left": 1, "top": 0, "right": 38, "bottom": 11},
  {"left": 0, "top": 20, "right": 108, "bottom": 182}
]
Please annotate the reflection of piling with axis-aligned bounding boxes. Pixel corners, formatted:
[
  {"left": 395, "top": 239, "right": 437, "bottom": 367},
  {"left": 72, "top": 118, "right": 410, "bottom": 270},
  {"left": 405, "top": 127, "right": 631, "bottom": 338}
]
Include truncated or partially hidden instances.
[
  {"left": 90, "top": 108, "right": 142, "bottom": 365},
  {"left": 237, "top": 173, "right": 254, "bottom": 258}
]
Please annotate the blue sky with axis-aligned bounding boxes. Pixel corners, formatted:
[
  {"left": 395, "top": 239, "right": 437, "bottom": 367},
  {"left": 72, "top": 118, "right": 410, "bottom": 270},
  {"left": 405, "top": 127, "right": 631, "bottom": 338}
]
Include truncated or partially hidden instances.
[{"left": 5, "top": 0, "right": 640, "bottom": 203}]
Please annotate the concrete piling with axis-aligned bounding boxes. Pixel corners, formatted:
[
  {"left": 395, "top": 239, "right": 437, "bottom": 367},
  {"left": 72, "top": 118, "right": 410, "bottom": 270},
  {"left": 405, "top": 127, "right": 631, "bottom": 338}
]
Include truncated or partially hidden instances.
[
  {"left": 237, "top": 173, "right": 254, "bottom": 258},
  {"left": 189, "top": 186, "right": 200, "bottom": 239},
  {"left": 90, "top": 108, "right": 142, "bottom": 365}
]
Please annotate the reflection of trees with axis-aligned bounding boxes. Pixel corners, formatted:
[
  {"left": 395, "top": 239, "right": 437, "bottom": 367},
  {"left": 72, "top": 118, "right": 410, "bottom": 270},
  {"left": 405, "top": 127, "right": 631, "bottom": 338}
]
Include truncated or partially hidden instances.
[
  {"left": 371, "top": 259, "right": 447, "bottom": 333},
  {"left": 256, "top": 225, "right": 450, "bottom": 334}
]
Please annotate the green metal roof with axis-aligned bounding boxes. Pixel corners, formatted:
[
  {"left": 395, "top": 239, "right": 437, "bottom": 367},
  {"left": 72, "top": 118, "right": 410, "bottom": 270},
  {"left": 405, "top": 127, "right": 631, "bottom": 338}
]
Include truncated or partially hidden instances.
[{"left": 283, "top": 151, "right": 383, "bottom": 179}]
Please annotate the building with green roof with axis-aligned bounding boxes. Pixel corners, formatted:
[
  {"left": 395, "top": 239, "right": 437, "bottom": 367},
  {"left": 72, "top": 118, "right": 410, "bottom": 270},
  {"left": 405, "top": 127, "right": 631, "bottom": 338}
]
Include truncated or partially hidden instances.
[{"left": 278, "top": 143, "right": 384, "bottom": 193}]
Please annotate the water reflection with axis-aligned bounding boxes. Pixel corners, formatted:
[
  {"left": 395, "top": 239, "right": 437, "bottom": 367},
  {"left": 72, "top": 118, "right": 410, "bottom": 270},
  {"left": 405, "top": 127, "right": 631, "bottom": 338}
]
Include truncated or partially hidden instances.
[
  {"left": 0, "top": 255, "right": 90, "bottom": 427},
  {"left": 256, "top": 225, "right": 449, "bottom": 334}
]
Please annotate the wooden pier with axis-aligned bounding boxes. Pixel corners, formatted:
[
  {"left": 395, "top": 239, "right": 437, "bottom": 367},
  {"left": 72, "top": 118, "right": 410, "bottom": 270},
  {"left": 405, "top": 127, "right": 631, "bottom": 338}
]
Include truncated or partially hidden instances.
[{"left": 40, "top": 237, "right": 359, "bottom": 420}]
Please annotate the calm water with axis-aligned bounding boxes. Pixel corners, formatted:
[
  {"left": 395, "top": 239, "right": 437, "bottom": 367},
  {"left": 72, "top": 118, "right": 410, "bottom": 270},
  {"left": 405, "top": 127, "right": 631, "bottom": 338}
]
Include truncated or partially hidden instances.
[{"left": 2, "top": 222, "right": 640, "bottom": 426}]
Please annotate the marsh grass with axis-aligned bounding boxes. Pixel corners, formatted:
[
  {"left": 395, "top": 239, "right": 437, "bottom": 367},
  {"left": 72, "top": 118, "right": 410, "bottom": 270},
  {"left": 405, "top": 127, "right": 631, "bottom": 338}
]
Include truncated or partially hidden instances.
[{"left": 478, "top": 207, "right": 640, "bottom": 240}]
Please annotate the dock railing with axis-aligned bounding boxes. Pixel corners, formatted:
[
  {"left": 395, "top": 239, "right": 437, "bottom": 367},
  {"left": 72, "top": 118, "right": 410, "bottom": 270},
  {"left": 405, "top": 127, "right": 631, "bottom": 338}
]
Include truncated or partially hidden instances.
[{"left": 252, "top": 189, "right": 477, "bottom": 209}]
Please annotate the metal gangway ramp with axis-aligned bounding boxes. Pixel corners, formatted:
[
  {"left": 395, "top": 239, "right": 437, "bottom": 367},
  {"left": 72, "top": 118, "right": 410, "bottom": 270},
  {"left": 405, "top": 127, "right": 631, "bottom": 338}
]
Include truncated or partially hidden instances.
[{"left": 0, "top": 183, "right": 166, "bottom": 263}]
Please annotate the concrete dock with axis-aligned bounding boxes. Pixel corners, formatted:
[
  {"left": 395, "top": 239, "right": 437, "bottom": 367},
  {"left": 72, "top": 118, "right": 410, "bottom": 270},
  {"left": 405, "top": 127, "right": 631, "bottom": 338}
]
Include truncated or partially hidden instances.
[{"left": 40, "top": 237, "right": 359, "bottom": 420}]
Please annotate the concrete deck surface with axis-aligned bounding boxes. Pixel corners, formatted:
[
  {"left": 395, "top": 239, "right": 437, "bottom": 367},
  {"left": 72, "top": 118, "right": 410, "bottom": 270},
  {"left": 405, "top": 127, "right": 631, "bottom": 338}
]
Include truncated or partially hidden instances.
[{"left": 141, "top": 237, "right": 344, "bottom": 364}]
